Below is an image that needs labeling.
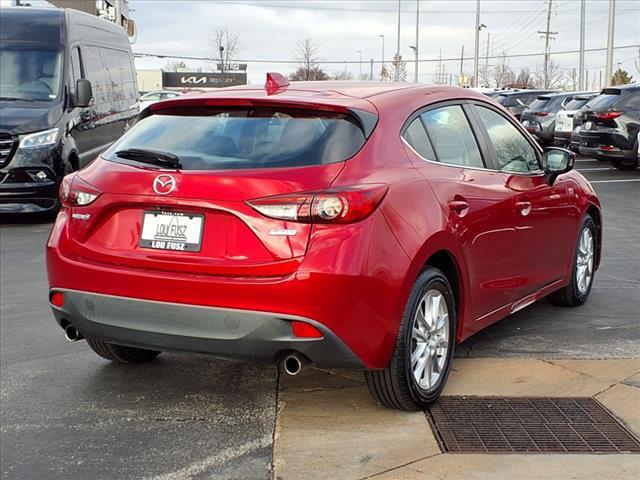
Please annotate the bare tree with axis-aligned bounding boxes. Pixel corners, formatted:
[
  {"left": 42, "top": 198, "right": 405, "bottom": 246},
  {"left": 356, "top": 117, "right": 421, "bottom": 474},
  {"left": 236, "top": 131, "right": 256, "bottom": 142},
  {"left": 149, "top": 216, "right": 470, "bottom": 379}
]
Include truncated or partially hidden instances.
[
  {"left": 567, "top": 68, "right": 578, "bottom": 91},
  {"left": 532, "top": 60, "right": 563, "bottom": 89},
  {"left": 515, "top": 68, "right": 532, "bottom": 88},
  {"left": 492, "top": 54, "right": 514, "bottom": 88},
  {"left": 332, "top": 70, "right": 355, "bottom": 80},
  {"left": 291, "top": 39, "right": 329, "bottom": 81},
  {"left": 379, "top": 64, "right": 392, "bottom": 81},
  {"left": 164, "top": 60, "right": 187, "bottom": 72},
  {"left": 391, "top": 54, "right": 408, "bottom": 82},
  {"left": 212, "top": 27, "right": 240, "bottom": 72},
  {"left": 634, "top": 47, "right": 640, "bottom": 75}
]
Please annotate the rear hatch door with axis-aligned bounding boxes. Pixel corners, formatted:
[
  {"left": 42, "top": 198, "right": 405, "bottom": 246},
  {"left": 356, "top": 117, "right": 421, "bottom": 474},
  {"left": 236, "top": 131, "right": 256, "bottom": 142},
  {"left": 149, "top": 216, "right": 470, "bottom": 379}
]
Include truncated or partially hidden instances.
[{"left": 65, "top": 102, "right": 374, "bottom": 276}]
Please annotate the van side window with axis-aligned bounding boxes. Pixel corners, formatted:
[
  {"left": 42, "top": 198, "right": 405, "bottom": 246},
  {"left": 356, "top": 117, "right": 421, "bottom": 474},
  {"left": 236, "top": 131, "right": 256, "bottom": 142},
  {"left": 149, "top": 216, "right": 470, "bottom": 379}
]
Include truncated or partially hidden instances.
[
  {"left": 420, "top": 106, "right": 484, "bottom": 168},
  {"left": 402, "top": 117, "right": 436, "bottom": 161},
  {"left": 83, "top": 45, "right": 108, "bottom": 105},
  {"left": 101, "top": 48, "right": 137, "bottom": 102},
  {"left": 70, "top": 47, "right": 84, "bottom": 82}
]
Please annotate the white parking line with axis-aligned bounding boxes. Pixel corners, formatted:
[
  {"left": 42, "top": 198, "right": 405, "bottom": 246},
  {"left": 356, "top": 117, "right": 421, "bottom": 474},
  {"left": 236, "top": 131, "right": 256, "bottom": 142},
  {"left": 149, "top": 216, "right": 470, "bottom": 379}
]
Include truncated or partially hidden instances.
[
  {"left": 577, "top": 167, "right": 615, "bottom": 171},
  {"left": 590, "top": 179, "right": 640, "bottom": 184}
]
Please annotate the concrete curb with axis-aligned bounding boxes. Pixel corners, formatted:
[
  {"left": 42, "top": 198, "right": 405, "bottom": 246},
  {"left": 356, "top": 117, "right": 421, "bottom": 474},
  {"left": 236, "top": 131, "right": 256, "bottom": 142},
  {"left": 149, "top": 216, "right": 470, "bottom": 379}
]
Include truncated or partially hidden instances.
[{"left": 273, "top": 359, "right": 640, "bottom": 480}]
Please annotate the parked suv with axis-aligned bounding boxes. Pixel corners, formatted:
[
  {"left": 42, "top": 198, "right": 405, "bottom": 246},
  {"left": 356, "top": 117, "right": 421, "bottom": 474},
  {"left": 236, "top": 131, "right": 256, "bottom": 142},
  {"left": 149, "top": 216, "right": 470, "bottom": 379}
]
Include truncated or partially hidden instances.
[
  {"left": 578, "top": 84, "right": 640, "bottom": 170},
  {"left": 0, "top": 7, "right": 138, "bottom": 215},
  {"left": 553, "top": 93, "right": 598, "bottom": 150},
  {"left": 47, "top": 77, "right": 601, "bottom": 410},
  {"left": 494, "top": 89, "right": 555, "bottom": 120},
  {"left": 521, "top": 92, "right": 590, "bottom": 146}
]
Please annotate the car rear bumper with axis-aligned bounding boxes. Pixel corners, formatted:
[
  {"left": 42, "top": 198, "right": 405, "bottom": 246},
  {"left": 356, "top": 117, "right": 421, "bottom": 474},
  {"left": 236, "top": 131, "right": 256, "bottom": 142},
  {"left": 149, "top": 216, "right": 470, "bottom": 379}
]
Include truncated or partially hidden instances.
[
  {"left": 47, "top": 209, "right": 411, "bottom": 369},
  {"left": 579, "top": 130, "right": 637, "bottom": 159},
  {"left": 50, "top": 289, "right": 365, "bottom": 369}
]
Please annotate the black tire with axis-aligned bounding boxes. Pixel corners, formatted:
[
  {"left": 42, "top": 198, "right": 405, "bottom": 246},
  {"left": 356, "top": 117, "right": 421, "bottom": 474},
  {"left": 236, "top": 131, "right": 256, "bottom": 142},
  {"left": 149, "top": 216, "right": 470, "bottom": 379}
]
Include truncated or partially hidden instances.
[
  {"left": 549, "top": 215, "right": 597, "bottom": 307},
  {"left": 365, "top": 268, "right": 457, "bottom": 411},
  {"left": 611, "top": 159, "right": 638, "bottom": 171},
  {"left": 86, "top": 338, "right": 161, "bottom": 363}
]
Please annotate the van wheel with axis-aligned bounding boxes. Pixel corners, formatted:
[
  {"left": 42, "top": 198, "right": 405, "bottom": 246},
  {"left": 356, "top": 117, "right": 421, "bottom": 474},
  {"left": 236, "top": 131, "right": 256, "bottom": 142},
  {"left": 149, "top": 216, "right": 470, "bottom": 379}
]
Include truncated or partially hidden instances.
[
  {"left": 365, "top": 268, "right": 456, "bottom": 411},
  {"left": 549, "top": 215, "right": 597, "bottom": 307},
  {"left": 86, "top": 338, "right": 161, "bottom": 363},
  {"left": 611, "top": 159, "right": 638, "bottom": 170}
]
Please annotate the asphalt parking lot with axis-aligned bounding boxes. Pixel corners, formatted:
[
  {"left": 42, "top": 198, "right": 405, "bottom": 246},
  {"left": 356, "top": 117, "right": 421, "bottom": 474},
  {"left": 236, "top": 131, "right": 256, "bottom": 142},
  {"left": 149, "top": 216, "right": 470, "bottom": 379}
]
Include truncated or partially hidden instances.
[{"left": 1, "top": 158, "right": 639, "bottom": 480}]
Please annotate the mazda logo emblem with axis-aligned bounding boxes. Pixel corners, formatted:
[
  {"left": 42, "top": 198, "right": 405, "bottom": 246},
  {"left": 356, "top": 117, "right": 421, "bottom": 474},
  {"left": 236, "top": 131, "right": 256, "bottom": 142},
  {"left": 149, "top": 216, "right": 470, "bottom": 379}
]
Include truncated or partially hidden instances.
[{"left": 153, "top": 175, "right": 176, "bottom": 195}]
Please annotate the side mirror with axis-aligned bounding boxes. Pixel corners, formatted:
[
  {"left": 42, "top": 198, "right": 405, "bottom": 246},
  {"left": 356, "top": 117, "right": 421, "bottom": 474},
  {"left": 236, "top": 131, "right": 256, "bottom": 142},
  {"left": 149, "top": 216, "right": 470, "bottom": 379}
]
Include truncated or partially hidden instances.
[
  {"left": 74, "top": 79, "right": 93, "bottom": 107},
  {"left": 542, "top": 147, "right": 575, "bottom": 184}
]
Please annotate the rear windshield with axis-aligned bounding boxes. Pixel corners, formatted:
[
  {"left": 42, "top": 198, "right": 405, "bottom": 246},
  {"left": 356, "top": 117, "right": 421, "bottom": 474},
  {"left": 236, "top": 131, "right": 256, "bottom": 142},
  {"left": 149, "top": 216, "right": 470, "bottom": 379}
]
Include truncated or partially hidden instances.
[
  {"left": 563, "top": 97, "right": 592, "bottom": 110},
  {"left": 104, "top": 107, "right": 367, "bottom": 170},
  {"left": 527, "top": 97, "right": 550, "bottom": 111},
  {"left": 588, "top": 91, "right": 622, "bottom": 110}
]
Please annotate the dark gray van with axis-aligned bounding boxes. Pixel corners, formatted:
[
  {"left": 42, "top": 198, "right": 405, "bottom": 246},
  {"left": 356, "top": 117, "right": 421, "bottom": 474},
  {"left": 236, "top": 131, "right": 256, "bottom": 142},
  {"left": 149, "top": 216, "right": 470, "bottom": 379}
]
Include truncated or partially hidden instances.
[{"left": 0, "top": 7, "right": 138, "bottom": 214}]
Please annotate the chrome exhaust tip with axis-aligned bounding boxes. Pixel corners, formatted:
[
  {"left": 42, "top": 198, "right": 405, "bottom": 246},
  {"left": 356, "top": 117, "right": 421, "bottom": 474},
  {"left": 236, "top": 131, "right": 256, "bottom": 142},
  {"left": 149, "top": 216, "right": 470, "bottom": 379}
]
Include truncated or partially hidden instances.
[
  {"left": 64, "top": 324, "right": 83, "bottom": 342},
  {"left": 282, "top": 353, "right": 308, "bottom": 376}
]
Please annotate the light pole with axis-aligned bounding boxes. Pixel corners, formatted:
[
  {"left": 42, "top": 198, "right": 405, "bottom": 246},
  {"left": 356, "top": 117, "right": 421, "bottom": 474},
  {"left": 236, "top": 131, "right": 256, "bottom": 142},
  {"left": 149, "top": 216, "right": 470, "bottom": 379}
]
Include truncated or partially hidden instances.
[
  {"left": 395, "top": 0, "right": 401, "bottom": 81},
  {"left": 409, "top": 45, "right": 418, "bottom": 83},
  {"left": 414, "top": 0, "right": 419, "bottom": 83},
  {"left": 473, "top": 0, "right": 485, "bottom": 88},
  {"left": 605, "top": 0, "right": 615, "bottom": 87},
  {"left": 357, "top": 50, "right": 362, "bottom": 79},
  {"left": 379, "top": 34, "right": 385, "bottom": 80}
]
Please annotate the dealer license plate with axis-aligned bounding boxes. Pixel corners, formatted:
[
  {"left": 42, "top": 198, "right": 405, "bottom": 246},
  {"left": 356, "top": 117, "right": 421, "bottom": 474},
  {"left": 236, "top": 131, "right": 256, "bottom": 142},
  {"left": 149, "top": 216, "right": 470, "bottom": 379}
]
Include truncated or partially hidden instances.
[{"left": 139, "top": 210, "right": 204, "bottom": 252}]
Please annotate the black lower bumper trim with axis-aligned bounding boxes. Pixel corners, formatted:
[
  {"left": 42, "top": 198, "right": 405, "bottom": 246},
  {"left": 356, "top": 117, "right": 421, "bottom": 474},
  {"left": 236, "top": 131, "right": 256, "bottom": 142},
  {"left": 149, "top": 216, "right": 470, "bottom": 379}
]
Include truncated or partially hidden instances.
[{"left": 51, "top": 289, "right": 365, "bottom": 369}]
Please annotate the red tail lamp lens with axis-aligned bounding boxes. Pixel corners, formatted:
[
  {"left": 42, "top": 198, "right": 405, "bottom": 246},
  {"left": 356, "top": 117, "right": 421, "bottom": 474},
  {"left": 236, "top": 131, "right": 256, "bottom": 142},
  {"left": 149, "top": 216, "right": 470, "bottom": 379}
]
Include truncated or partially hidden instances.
[
  {"left": 291, "top": 321, "right": 323, "bottom": 339},
  {"left": 51, "top": 292, "right": 64, "bottom": 308}
]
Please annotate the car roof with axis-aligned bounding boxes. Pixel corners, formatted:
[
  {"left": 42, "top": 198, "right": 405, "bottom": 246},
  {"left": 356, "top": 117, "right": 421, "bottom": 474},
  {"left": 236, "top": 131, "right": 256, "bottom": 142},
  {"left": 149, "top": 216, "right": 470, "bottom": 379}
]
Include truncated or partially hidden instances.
[
  {"left": 151, "top": 81, "right": 492, "bottom": 117},
  {"left": 497, "top": 89, "right": 554, "bottom": 96}
]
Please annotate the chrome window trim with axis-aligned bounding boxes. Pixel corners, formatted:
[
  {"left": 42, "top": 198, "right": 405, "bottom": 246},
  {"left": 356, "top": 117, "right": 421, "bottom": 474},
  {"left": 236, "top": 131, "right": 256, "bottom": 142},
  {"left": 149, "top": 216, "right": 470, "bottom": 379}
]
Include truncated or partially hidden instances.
[{"left": 401, "top": 136, "right": 545, "bottom": 177}]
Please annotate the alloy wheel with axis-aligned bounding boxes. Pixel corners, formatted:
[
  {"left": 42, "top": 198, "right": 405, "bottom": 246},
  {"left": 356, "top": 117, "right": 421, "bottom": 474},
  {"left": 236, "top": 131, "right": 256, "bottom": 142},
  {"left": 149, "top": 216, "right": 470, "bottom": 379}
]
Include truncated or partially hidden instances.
[
  {"left": 411, "top": 289, "right": 449, "bottom": 390},
  {"left": 576, "top": 227, "right": 594, "bottom": 295}
]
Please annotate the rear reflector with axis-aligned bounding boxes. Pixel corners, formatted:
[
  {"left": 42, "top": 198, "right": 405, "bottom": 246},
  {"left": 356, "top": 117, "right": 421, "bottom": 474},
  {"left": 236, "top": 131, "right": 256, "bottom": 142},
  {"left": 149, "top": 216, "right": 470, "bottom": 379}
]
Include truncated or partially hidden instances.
[
  {"left": 534, "top": 112, "right": 549, "bottom": 117},
  {"left": 291, "top": 321, "right": 323, "bottom": 339},
  {"left": 51, "top": 292, "right": 64, "bottom": 308},
  {"left": 248, "top": 184, "right": 388, "bottom": 224},
  {"left": 599, "top": 145, "right": 621, "bottom": 151}
]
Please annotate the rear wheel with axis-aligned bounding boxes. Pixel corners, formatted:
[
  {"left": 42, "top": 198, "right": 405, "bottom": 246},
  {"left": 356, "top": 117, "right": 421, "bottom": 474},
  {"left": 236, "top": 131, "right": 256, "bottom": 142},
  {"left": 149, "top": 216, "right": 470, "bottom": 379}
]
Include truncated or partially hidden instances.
[
  {"left": 86, "top": 338, "right": 161, "bottom": 363},
  {"left": 365, "top": 268, "right": 456, "bottom": 411},
  {"left": 549, "top": 215, "right": 597, "bottom": 307},
  {"left": 611, "top": 159, "right": 638, "bottom": 170}
]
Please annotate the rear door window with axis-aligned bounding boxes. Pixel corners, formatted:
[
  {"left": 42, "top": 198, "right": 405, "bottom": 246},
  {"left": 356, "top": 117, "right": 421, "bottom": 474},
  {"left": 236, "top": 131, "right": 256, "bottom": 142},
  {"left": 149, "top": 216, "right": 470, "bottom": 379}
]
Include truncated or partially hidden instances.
[
  {"left": 528, "top": 97, "right": 550, "bottom": 111},
  {"left": 402, "top": 117, "right": 436, "bottom": 161},
  {"left": 420, "top": 105, "right": 484, "bottom": 168},
  {"left": 104, "top": 108, "right": 367, "bottom": 170}
]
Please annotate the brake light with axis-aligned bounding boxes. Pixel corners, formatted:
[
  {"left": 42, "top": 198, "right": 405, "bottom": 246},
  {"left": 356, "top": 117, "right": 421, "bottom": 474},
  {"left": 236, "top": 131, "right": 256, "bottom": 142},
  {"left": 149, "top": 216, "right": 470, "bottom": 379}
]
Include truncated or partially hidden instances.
[
  {"left": 248, "top": 184, "right": 389, "bottom": 224},
  {"left": 534, "top": 112, "right": 549, "bottom": 117},
  {"left": 594, "top": 111, "right": 622, "bottom": 120},
  {"left": 59, "top": 174, "right": 101, "bottom": 207}
]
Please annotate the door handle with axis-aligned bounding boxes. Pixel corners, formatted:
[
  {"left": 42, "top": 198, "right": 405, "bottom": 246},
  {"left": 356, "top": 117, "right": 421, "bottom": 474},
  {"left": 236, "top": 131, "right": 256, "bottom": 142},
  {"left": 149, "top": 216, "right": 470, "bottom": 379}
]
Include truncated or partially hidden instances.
[
  {"left": 515, "top": 200, "right": 532, "bottom": 216},
  {"left": 447, "top": 200, "right": 469, "bottom": 217}
]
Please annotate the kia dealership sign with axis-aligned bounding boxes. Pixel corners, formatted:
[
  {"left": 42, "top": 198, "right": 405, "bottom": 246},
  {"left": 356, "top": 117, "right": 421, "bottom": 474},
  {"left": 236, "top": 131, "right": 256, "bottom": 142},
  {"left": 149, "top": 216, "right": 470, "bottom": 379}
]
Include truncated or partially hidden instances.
[{"left": 162, "top": 71, "right": 247, "bottom": 88}]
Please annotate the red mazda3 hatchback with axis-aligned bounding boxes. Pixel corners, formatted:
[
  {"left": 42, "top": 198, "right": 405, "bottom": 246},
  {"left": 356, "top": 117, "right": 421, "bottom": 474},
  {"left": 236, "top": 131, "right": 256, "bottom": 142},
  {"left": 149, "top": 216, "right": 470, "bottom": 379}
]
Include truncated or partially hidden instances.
[{"left": 47, "top": 75, "right": 601, "bottom": 410}]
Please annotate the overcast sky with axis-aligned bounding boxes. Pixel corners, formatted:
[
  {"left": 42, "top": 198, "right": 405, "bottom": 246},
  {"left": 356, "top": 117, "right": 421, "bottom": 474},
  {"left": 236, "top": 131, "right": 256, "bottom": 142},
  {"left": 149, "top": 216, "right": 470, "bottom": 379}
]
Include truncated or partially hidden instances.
[
  {"left": 5, "top": 0, "right": 638, "bottom": 87},
  {"left": 130, "top": 0, "right": 639, "bottom": 87}
]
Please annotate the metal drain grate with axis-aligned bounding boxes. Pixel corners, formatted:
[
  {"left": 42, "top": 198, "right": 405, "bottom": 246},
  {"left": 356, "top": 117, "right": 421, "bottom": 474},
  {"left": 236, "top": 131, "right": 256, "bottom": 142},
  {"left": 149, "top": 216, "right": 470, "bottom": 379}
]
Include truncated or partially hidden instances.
[{"left": 428, "top": 397, "right": 640, "bottom": 454}]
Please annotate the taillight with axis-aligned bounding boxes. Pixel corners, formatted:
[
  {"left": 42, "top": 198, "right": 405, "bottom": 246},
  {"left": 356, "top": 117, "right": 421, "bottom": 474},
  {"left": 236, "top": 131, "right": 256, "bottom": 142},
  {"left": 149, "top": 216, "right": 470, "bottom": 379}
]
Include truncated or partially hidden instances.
[
  {"left": 534, "top": 111, "right": 549, "bottom": 117},
  {"left": 248, "top": 184, "right": 388, "bottom": 224},
  {"left": 59, "top": 173, "right": 101, "bottom": 207},
  {"left": 594, "top": 111, "right": 622, "bottom": 120}
]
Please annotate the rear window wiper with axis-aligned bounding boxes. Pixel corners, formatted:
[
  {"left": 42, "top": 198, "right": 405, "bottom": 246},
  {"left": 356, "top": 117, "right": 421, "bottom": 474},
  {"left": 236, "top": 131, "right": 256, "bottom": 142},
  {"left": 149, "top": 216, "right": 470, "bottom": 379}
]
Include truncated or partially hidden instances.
[{"left": 115, "top": 148, "right": 182, "bottom": 169}]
